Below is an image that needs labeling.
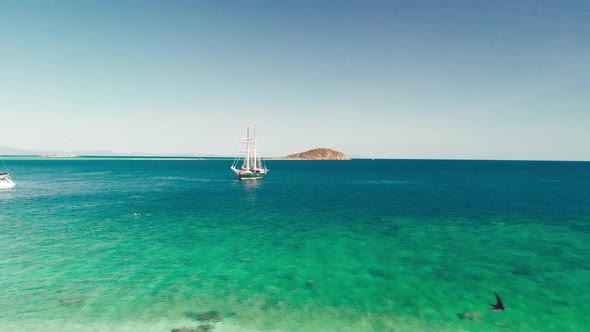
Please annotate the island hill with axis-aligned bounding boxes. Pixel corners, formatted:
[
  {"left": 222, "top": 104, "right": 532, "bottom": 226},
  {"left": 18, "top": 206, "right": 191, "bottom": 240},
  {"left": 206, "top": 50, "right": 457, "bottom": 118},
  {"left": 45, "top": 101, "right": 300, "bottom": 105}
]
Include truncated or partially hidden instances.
[{"left": 278, "top": 148, "right": 350, "bottom": 160}]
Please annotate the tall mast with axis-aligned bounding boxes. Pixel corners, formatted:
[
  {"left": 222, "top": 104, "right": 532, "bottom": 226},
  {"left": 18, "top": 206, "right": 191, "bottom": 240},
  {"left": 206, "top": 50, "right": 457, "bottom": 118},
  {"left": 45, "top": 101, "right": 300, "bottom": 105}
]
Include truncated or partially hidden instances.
[
  {"left": 245, "top": 126, "right": 251, "bottom": 170},
  {"left": 253, "top": 124, "right": 258, "bottom": 169}
]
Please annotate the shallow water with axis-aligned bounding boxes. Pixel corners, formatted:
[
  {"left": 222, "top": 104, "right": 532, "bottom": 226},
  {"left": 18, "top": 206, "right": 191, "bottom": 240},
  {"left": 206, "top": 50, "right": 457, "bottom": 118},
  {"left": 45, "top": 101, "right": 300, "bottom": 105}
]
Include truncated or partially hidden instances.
[{"left": 1, "top": 159, "right": 589, "bottom": 331}]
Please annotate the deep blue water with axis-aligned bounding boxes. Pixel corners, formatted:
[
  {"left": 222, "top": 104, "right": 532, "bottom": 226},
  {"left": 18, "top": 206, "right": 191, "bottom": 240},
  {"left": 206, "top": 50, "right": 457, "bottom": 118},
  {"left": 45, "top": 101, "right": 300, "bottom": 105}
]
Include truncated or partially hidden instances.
[{"left": 1, "top": 158, "right": 589, "bottom": 331}]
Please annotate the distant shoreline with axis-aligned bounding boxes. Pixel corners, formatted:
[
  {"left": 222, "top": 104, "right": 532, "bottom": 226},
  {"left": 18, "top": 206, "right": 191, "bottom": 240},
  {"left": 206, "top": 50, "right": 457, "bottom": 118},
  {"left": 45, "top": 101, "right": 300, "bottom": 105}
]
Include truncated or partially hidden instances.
[
  {"left": 1, "top": 155, "right": 589, "bottom": 162},
  {"left": 0, "top": 155, "right": 211, "bottom": 161},
  {"left": 40, "top": 154, "right": 80, "bottom": 158}
]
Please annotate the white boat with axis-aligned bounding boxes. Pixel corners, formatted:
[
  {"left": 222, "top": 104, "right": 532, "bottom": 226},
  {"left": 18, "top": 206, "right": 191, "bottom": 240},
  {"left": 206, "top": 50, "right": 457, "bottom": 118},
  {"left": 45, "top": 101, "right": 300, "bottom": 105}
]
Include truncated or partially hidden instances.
[
  {"left": 0, "top": 172, "right": 15, "bottom": 189},
  {"left": 231, "top": 125, "right": 269, "bottom": 180}
]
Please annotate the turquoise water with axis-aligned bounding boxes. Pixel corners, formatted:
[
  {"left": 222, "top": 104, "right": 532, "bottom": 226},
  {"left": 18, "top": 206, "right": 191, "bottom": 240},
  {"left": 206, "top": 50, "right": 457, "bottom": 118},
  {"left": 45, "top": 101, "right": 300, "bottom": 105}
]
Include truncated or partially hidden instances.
[{"left": 1, "top": 159, "right": 589, "bottom": 331}]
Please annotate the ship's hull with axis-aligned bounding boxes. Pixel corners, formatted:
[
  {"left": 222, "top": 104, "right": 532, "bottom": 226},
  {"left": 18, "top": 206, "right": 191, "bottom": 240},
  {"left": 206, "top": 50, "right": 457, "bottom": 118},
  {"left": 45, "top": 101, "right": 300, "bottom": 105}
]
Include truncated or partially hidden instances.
[
  {"left": 238, "top": 171, "right": 267, "bottom": 180},
  {"left": 0, "top": 181, "right": 15, "bottom": 189},
  {"left": 0, "top": 173, "right": 15, "bottom": 189},
  {"left": 231, "top": 166, "right": 268, "bottom": 180}
]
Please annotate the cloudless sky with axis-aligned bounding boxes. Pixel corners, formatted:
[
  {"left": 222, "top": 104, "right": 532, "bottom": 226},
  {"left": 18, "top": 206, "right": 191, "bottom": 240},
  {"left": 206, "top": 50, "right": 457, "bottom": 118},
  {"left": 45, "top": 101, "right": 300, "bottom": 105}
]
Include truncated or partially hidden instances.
[{"left": 1, "top": 0, "right": 589, "bottom": 159}]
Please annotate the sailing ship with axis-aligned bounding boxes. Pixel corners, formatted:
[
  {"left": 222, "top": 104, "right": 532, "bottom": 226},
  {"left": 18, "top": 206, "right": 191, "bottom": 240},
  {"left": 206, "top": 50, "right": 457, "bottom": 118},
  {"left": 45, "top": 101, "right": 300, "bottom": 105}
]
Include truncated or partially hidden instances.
[
  {"left": 231, "top": 125, "right": 269, "bottom": 180},
  {"left": 0, "top": 172, "right": 15, "bottom": 190}
]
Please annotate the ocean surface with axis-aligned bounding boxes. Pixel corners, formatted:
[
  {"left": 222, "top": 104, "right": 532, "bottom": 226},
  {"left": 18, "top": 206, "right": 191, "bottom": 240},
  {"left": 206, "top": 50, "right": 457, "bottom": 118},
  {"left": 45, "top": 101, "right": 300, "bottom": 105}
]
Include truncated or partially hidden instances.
[{"left": 1, "top": 158, "right": 589, "bottom": 331}]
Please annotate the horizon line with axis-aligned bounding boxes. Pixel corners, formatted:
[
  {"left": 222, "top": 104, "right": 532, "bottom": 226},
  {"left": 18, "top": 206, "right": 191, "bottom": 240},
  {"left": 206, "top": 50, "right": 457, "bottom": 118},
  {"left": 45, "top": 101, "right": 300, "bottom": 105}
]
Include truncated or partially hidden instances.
[{"left": 1, "top": 154, "right": 588, "bottom": 163}]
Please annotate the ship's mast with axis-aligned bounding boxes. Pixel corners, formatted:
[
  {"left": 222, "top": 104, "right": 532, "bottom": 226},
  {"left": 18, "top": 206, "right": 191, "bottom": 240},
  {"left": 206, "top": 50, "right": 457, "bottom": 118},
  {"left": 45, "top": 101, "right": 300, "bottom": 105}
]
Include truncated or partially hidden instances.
[
  {"left": 253, "top": 124, "right": 258, "bottom": 169},
  {"left": 245, "top": 126, "right": 251, "bottom": 170}
]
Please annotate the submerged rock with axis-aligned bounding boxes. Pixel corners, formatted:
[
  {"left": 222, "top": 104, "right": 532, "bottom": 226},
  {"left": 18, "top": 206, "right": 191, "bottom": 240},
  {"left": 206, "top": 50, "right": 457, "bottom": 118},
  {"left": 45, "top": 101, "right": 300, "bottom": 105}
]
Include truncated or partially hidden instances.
[
  {"left": 494, "top": 322, "right": 519, "bottom": 329},
  {"left": 186, "top": 310, "right": 223, "bottom": 322},
  {"left": 171, "top": 326, "right": 213, "bottom": 332},
  {"left": 304, "top": 280, "right": 317, "bottom": 288},
  {"left": 261, "top": 299, "right": 281, "bottom": 311},
  {"left": 59, "top": 297, "right": 85, "bottom": 306},
  {"left": 457, "top": 312, "right": 482, "bottom": 321},
  {"left": 368, "top": 268, "right": 394, "bottom": 280},
  {"left": 56, "top": 286, "right": 69, "bottom": 293},
  {"left": 197, "top": 325, "right": 214, "bottom": 332}
]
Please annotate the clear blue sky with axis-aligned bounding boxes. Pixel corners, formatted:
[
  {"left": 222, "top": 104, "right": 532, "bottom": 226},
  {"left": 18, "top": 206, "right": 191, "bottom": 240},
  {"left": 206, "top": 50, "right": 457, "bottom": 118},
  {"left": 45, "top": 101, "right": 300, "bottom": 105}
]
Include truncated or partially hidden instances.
[{"left": 1, "top": 0, "right": 589, "bottom": 159}]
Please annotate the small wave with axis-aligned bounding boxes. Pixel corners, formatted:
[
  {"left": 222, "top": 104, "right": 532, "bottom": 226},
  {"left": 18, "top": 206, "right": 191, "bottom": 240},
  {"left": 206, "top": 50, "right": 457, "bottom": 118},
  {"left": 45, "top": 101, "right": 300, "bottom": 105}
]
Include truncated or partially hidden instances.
[
  {"left": 152, "top": 176, "right": 189, "bottom": 181},
  {"left": 353, "top": 180, "right": 415, "bottom": 185}
]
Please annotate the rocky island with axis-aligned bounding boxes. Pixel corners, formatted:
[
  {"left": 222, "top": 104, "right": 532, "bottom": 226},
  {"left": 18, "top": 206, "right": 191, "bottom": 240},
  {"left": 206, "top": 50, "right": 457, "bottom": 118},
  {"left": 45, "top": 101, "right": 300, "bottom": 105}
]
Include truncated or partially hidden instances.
[{"left": 281, "top": 148, "right": 350, "bottom": 160}]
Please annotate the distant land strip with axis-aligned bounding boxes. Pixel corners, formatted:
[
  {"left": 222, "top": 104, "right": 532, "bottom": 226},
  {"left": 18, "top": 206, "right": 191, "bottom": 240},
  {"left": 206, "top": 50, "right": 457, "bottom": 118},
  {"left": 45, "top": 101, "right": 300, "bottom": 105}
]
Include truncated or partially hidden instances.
[{"left": 40, "top": 154, "right": 80, "bottom": 158}]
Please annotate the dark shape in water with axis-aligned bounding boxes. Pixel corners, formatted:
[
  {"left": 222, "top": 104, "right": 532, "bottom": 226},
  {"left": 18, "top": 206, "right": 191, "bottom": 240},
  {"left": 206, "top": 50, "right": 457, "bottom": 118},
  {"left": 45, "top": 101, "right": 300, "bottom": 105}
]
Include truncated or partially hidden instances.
[
  {"left": 171, "top": 325, "right": 213, "bottom": 332},
  {"left": 368, "top": 268, "right": 393, "bottom": 280},
  {"left": 186, "top": 310, "right": 223, "bottom": 322},
  {"left": 237, "top": 256, "right": 252, "bottom": 263},
  {"left": 59, "top": 297, "right": 85, "bottom": 306},
  {"left": 488, "top": 292, "right": 506, "bottom": 311},
  {"left": 261, "top": 298, "right": 280, "bottom": 311},
  {"left": 304, "top": 279, "right": 316, "bottom": 288},
  {"left": 457, "top": 312, "right": 482, "bottom": 321}
]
